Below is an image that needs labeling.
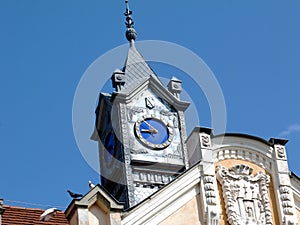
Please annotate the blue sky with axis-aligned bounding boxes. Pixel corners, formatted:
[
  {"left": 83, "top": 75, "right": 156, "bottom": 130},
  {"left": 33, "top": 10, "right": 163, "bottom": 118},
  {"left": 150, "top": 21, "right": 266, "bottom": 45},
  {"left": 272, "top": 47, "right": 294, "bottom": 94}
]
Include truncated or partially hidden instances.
[{"left": 1, "top": 0, "right": 300, "bottom": 209}]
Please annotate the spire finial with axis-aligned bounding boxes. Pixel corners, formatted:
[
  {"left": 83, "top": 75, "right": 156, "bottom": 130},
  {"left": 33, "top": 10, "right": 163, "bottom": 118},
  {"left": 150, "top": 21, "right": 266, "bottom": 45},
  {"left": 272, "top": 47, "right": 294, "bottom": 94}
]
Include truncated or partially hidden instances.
[{"left": 124, "top": 0, "right": 137, "bottom": 42}]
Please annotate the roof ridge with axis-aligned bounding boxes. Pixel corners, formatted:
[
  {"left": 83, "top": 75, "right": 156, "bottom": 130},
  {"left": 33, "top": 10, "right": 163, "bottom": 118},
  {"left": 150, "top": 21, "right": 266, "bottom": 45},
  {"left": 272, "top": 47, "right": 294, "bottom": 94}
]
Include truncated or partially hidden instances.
[{"left": 3, "top": 205, "right": 46, "bottom": 210}]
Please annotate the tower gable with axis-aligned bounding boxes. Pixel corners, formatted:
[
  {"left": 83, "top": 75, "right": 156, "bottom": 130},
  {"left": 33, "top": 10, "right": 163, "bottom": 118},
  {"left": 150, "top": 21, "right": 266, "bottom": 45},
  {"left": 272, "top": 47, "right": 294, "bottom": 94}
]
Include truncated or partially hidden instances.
[{"left": 113, "top": 75, "right": 190, "bottom": 111}]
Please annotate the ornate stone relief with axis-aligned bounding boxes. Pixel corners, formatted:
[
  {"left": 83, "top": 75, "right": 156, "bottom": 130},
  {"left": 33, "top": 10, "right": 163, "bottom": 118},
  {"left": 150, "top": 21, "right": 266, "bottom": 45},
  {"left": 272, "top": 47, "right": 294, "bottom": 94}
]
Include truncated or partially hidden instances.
[
  {"left": 160, "top": 110, "right": 174, "bottom": 117},
  {"left": 133, "top": 171, "right": 173, "bottom": 184},
  {"left": 276, "top": 146, "right": 286, "bottom": 159},
  {"left": 160, "top": 111, "right": 179, "bottom": 128},
  {"left": 203, "top": 175, "right": 217, "bottom": 206},
  {"left": 203, "top": 175, "right": 220, "bottom": 225},
  {"left": 200, "top": 134, "right": 211, "bottom": 148},
  {"left": 216, "top": 164, "right": 273, "bottom": 225},
  {"left": 279, "top": 186, "right": 294, "bottom": 216},
  {"left": 127, "top": 106, "right": 144, "bottom": 122},
  {"left": 130, "top": 148, "right": 148, "bottom": 154},
  {"left": 279, "top": 185, "right": 298, "bottom": 225}
]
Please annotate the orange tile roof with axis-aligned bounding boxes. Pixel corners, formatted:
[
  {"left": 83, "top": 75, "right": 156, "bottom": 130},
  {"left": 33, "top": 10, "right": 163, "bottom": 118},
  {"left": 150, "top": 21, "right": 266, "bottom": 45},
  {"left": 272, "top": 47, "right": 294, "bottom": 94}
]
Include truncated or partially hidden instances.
[{"left": 2, "top": 205, "right": 69, "bottom": 225}]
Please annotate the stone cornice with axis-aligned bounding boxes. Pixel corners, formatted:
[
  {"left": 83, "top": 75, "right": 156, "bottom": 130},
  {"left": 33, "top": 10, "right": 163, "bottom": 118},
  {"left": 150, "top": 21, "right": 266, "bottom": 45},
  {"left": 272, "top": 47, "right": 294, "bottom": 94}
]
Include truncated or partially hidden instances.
[{"left": 112, "top": 76, "right": 190, "bottom": 111}]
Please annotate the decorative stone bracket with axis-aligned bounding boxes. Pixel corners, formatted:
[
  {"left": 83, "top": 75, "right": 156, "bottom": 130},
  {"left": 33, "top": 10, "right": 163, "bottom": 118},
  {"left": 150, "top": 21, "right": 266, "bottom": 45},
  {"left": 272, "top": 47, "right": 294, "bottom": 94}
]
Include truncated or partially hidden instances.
[
  {"left": 200, "top": 133, "right": 211, "bottom": 149},
  {"left": 280, "top": 185, "right": 298, "bottom": 225},
  {"left": 202, "top": 175, "right": 220, "bottom": 225}
]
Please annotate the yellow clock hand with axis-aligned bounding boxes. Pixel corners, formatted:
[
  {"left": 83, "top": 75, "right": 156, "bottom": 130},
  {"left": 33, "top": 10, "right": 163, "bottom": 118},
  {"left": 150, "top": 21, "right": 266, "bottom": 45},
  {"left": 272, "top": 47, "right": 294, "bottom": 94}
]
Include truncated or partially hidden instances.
[
  {"left": 141, "top": 129, "right": 158, "bottom": 134},
  {"left": 143, "top": 120, "right": 157, "bottom": 132}
]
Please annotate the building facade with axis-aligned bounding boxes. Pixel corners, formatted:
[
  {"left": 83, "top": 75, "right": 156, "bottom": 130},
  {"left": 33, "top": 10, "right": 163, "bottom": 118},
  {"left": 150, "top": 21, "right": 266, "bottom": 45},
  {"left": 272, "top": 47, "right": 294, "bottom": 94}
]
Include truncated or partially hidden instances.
[
  {"left": 1, "top": 1, "right": 300, "bottom": 225},
  {"left": 65, "top": 130, "right": 300, "bottom": 225},
  {"left": 65, "top": 2, "right": 300, "bottom": 224}
]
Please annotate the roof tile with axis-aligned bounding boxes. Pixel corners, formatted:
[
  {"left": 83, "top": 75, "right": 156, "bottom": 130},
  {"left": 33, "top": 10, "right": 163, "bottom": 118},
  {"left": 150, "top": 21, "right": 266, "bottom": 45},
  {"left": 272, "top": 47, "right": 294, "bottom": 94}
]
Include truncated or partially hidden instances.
[{"left": 2, "top": 205, "right": 69, "bottom": 225}]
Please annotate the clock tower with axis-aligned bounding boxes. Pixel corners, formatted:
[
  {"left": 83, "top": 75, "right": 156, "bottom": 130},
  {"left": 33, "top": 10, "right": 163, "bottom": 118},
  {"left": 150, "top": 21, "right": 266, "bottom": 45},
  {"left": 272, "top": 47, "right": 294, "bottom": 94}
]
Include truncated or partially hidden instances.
[{"left": 92, "top": 1, "right": 190, "bottom": 208}]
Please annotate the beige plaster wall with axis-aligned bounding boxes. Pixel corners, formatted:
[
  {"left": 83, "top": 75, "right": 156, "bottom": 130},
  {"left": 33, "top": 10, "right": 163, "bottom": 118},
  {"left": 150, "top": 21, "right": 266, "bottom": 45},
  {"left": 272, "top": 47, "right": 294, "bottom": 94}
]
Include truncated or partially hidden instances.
[
  {"left": 296, "top": 207, "right": 300, "bottom": 223},
  {"left": 89, "top": 204, "right": 109, "bottom": 225},
  {"left": 159, "top": 194, "right": 202, "bottom": 225},
  {"left": 215, "top": 159, "right": 280, "bottom": 225}
]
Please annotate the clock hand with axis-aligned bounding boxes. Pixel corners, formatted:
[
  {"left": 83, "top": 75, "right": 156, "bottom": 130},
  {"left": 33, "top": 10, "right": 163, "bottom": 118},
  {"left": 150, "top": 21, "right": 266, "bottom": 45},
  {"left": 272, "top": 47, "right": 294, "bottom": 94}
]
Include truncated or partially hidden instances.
[
  {"left": 141, "top": 129, "right": 158, "bottom": 134},
  {"left": 143, "top": 120, "right": 157, "bottom": 131}
]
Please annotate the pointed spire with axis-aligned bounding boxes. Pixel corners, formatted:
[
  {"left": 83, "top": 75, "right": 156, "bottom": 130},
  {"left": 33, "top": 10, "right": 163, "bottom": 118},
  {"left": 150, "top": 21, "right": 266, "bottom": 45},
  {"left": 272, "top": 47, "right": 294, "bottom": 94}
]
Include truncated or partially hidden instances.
[
  {"left": 114, "top": 0, "right": 162, "bottom": 93},
  {"left": 124, "top": 0, "right": 137, "bottom": 42}
]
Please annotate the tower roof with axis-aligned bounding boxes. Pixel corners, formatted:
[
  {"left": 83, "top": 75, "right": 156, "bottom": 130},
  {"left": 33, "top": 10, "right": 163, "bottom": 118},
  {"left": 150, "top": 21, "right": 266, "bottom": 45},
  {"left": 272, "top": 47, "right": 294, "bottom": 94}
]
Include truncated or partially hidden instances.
[{"left": 122, "top": 43, "right": 160, "bottom": 91}]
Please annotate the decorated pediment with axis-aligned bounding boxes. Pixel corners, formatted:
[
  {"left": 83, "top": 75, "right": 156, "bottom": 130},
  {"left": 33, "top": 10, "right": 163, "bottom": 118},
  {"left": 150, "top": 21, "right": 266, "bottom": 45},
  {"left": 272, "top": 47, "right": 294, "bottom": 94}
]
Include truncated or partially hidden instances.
[{"left": 216, "top": 164, "right": 273, "bottom": 225}]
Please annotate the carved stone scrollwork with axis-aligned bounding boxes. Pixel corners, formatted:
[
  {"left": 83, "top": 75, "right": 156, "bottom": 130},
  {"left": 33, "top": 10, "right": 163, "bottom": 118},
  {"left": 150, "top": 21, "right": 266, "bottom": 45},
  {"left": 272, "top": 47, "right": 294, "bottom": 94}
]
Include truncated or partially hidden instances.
[
  {"left": 127, "top": 107, "right": 144, "bottom": 122},
  {"left": 207, "top": 207, "right": 220, "bottom": 225},
  {"left": 130, "top": 148, "right": 148, "bottom": 154},
  {"left": 160, "top": 110, "right": 174, "bottom": 117},
  {"left": 283, "top": 216, "right": 298, "bottom": 225},
  {"left": 203, "top": 175, "right": 220, "bottom": 225},
  {"left": 280, "top": 186, "right": 294, "bottom": 216},
  {"left": 173, "top": 113, "right": 179, "bottom": 128},
  {"left": 216, "top": 165, "right": 273, "bottom": 225},
  {"left": 203, "top": 175, "right": 217, "bottom": 206}
]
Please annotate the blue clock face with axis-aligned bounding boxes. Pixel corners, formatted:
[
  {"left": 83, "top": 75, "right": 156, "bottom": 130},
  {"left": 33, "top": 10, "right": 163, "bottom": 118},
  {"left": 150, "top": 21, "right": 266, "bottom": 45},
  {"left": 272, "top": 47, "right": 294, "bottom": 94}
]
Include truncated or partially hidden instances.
[{"left": 135, "top": 118, "right": 172, "bottom": 149}]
